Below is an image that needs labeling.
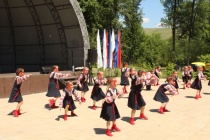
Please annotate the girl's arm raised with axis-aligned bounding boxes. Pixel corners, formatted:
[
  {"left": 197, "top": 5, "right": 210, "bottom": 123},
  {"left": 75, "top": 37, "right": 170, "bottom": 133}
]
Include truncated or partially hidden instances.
[
  {"left": 16, "top": 74, "right": 31, "bottom": 84},
  {"left": 164, "top": 84, "right": 179, "bottom": 95},
  {"left": 73, "top": 90, "right": 81, "bottom": 104}
]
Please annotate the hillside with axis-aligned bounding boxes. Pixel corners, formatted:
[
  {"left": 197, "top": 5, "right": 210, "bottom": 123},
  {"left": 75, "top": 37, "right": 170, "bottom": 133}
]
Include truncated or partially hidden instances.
[{"left": 144, "top": 28, "right": 172, "bottom": 40}]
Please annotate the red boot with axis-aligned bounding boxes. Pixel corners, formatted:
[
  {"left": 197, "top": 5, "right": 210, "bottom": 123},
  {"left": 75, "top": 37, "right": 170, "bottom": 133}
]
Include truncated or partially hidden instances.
[
  {"left": 92, "top": 105, "right": 96, "bottom": 110},
  {"left": 49, "top": 99, "right": 55, "bottom": 107},
  {"left": 71, "top": 111, "right": 77, "bottom": 116},
  {"left": 13, "top": 110, "right": 19, "bottom": 117},
  {"left": 158, "top": 107, "right": 164, "bottom": 114},
  {"left": 81, "top": 97, "right": 85, "bottom": 102},
  {"left": 139, "top": 113, "right": 148, "bottom": 120},
  {"left": 199, "top": 94, "right": 202, "bottom": 98},
  {"left": 106, "top": 129, "right": 113, "bottom": 137},
  {"left": 195, "top": 95, "right": 199, "bottom": 99},
  {"left": 17, "top": 110, "right": 21, "bottom": 115},
  {"left": 125, "top": 88, "right": 128, "bottom": 94},
  {"left": 111, "top": 124, "right": 121, "bottom": 131},
  {"left": 51, "top": 103, "right": 58, "bottom": 108},
  {"left": 64, "top": 114, "right": 67, "bottom": 121},
  {"left": 163, "top": 107, "right": 170, "bottom": 112},
  {"left": 122, "top": 87, "right": 125, "bottom": 93},
  {"left": 130, "top": 118, "right": 135, "bottom": 125},
  {"left": 186, "top": 83, "right": 190, "bottom": 88}
]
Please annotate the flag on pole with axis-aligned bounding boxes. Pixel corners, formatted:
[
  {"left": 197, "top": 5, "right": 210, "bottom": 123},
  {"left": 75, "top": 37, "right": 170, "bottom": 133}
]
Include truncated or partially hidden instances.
[
  {"left": 114, "top": 31, "right": 119, "bottom": 68},
  {"left": 106, "top": 30, "right": 109, "bottom": 67},
  {"left": 108, "top": 30, "right": 112, "bottom": 68},
  {"left": 108, "top": 29, "right": 115, "bottom": 68},
  {"left": 102, "top": 29, "right": 107, "bottom": 70},
  {"left": 118, "top": 30, "right": 122, "bottom": 68},
  {"left": 97, "top": 29, "right": 103, "bottom": 68}
]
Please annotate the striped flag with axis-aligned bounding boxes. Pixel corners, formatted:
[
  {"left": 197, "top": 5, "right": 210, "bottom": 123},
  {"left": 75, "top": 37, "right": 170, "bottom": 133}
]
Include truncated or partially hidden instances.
[
  {"left": 108, "top": 29, "right": 115, "bottom": 68},
  {"left": 118, "top": 30, "right": 122, "bottom": 68},
  {"left": 114, "top": 31, "right": 119, "bottom": 68},
  {"left": 102, "top": 29, "right": 107, "bottom": 70},
  {"left": 97, "top": 29, "right": 103, "bottom": 68}
]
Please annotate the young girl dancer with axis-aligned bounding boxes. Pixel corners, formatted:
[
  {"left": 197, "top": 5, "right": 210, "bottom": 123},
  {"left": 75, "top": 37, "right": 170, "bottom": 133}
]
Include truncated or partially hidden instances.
[
  {"left": 59, "top": 81, "right": 81, "bottom": 121},
  {"left": 171, "top": 71, "right": 180, "bottom": 90},
  {"left": 145, "top": 70, "right": 159, "bottom": 90},
  {"left": 120, "top": 62, "right": 130, "bottom": 93},
  {"left": 182, "top": 66, "right": 190, "bottom": 89},
  {"left": 188, "top": 65, "right": 194, "bottom": 82},
  {"left": 46, "top": 65, "right": 71, "bottom": 108},
  {"left": 100, "top": 77, "right": 123, "bottom": 137},
  {"left": 8, "top": 68, "right": 31, "bottom": 117},
  {"left": 128, "top": 70, "right": 148, "bottom": 125},
  {"left": 153, "top": 77, "right": 179, "bottom": 114},
  {"left": 77, "top": 67, "right": 89, "bottom": 102},
  {"left": 154, "top": 66, "right": 162, "bottom": 85},
  {"left": 190, "top": 66, "right": 207, "bottom": 99},
  {"left": 129, "top": 68, "right": 137, "bottom": 90},
  {"left": 91, "top": 71, "right": 106, "bottom": 110}
]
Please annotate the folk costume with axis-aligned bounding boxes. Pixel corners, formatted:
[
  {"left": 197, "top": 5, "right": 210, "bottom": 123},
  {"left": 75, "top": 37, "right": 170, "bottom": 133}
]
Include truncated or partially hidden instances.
[
  {"left": 46, "top": 72, "right": 70, "bottom": 108},
  {"left": 59, "top": 88, "right": 81, "bottom": 120}
]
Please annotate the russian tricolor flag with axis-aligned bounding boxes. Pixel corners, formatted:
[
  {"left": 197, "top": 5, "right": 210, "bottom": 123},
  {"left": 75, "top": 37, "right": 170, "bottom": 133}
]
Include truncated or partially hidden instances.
[
  {"left": 102, "top": 29, "right": 121, "bottom": 69},
  {"left": 114, "top": 30, "right": 122, "bottom": 68}
]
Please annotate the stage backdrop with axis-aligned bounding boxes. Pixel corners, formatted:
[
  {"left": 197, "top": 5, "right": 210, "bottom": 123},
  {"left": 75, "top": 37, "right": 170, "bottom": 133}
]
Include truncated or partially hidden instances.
[{"left": 0, "top": 0, "right": 90, "bottom": 73}]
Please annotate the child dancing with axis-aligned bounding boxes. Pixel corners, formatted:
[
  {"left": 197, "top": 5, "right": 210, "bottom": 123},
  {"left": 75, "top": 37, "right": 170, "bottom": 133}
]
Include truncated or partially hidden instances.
[
  {"left": 8, "top": 68, "right": 31, "bottom": 117},
  {"left": 153, "top": 77, "right": 179, "bottom": 114},
  {"left": 128, "top": 70, "right": 148, "bottom": 125},
  {"left": 91, "top": 71, "right": 106, "bottom": 110},
  {"left": 46, "top": 65, "right": 71, "bottom": 108},
  {"left": 59, "top": 81, "right": 81, "bottom": 121},
  {"left": 190, "top": 66, "right": 207, "bottom": 99},
  {"left": 77, "top": 67, "right": 89, "bottom": 102},
  {"left": 120, "top": 62, "right": 130, "bottom": 93},
  {"left": 100, "top": 77, "right": 123, "bottom": 137}
]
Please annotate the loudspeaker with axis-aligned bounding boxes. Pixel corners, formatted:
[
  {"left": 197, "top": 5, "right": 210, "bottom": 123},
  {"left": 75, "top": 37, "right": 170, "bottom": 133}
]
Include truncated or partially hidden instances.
[
  {"left": 88, "top": 49, "right": 97, "bottom": 63},
  {"left": 40, "top": 66, "right": 51, "bottom": 74}
]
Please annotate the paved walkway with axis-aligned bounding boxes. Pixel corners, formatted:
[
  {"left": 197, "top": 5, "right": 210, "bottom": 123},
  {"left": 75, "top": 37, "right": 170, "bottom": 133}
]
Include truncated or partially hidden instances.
[{"left": 1, "top": 79, "right": 210, "bottom": 140}]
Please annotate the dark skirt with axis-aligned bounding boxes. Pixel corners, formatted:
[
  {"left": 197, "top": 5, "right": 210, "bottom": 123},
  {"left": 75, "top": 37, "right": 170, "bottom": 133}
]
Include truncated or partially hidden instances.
[
  {"left": 153, "top": 89, "right": 169, "bottom": 103},
  {"left": 190, "top": 78, "right": 202, "bottom": 90},
  {"left": 63, "top": 96, "right": 76, "bottom": 111},
  {"left": 174, "top": 80, "right": 179, "bottom": 89},
  {"left": 146, "top": 85, "right": 152, "bottom": 90},
  {"left": 46, "top": 81, "right": 61, "bottom": 97},
  {"left": 91, "top": 86, "right": 105, "bottom": 101},
  {"left": 8, "top": 89, "right": 23, "bottom": 103},
  {"left": 182, "top": 76, "right": 189, "bottom": 84},
  {"left": 155, "top": 73, "right": 159, "bottom": 78},
  {"left": 120, "top": 76, "right": 129, "bottom": 86},
  {"left": 77, "top": 81, "right": 89, "bottom": 92},
  {"left": 100, "top": 102, "right": 120, "bottom": 121},
  {"left": 128, "top": 89, "right": 146, "bottom": 110}
]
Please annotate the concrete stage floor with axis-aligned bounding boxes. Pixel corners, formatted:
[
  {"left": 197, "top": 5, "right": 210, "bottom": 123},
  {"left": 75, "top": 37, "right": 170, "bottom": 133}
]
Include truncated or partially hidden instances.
[{"left": 0, "top": 79, "right": 210, "bottom": 140}]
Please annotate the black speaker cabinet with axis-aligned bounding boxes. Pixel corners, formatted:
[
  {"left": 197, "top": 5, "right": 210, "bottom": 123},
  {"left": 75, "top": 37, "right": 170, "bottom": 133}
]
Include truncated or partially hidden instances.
[
  {"left": 40, "top": 66, "right": 51, "bottom": 74},
  {"left": 88, "top": 49, "right": 97, "bottom": 63}
]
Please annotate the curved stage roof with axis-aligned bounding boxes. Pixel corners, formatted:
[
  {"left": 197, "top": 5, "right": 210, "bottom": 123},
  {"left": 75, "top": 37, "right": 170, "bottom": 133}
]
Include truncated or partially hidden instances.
[{"left": 0, "top": 0, "right": 90, "bottom": 73}]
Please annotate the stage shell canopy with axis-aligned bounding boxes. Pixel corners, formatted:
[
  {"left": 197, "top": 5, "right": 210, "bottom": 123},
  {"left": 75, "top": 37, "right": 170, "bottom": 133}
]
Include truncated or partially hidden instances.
[{"left": 0, "top": 0, "right": 90, "bottom": 73}]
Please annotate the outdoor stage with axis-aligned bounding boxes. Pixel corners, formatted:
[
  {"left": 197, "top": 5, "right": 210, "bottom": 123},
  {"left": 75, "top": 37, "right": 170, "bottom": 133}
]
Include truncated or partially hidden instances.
[{"left": 0, "top": 71, "right": 80, "bottom": 98}]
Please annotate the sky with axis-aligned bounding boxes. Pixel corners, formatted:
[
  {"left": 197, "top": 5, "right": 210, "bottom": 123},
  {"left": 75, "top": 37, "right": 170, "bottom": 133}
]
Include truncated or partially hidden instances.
[{"left": 140, "top": 0, "right": 166, "bottom": 28}]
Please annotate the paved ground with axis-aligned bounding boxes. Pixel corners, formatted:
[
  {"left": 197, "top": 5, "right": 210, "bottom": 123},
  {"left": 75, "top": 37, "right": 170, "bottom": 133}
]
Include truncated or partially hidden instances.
[{"left": 1, "top": 79, "right": 210, "bottom": 140}]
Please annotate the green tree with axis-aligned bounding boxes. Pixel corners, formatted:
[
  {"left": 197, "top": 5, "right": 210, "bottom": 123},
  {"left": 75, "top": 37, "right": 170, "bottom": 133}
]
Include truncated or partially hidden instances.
[
  {"left": 119, "top": 0, "right": 145, "bottom": 63},
  {"left": 78, "top": 0, "right": 120, "bottom": 48},
  {"left": 161, "top": 0, "right": 210, "bottom": 65}
]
